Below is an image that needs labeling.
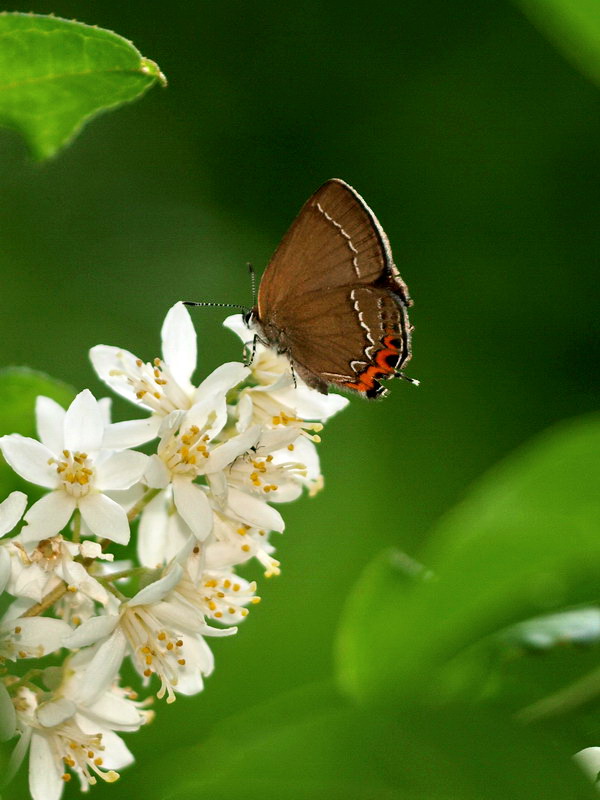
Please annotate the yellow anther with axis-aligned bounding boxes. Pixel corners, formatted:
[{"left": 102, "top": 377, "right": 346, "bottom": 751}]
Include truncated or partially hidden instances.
[
  {"left": 158, "top": 632, "right": 166, "bottom": 641},
  {"left": 145, "top": 655, "right": 153, "bottom": 665},
  {"left": 136, "top": 359, "right": 143, "bottom": 367},
  {"left": 68, "top": 585, "right": 77, "bottom": 593},
  {"left": 241, "top": 544, "right": 251, "bottom": 552},
  {"left": 287, "top": 443, "right": 295, "bottom": 451},
  {"left": 217, "top": 591, "right": 225, "bottom": 598},
  {"left": 72, "top": 616, "right": 81, "bottom": 626},
  {"left": 204, "top": 579, "right": 217, "bottom": 587},
  {"left": 18, "top": 651, "right": 27, "bottom": 658},
  {"left": 178, "top": 658, "right": 186, "bottom": 665},
  {"left": 77, "top": 474, "right": 88, "bottom": 485},
  {"left": 63, "top": 450, "right": 71, "bottom": 458},
  {"left": 312, "top": 435, "right": 322, "bottom": 443},
  {"left": 233, "top": 584, "right": 240, "bottom": 591},
  {"left": 181, "top": 435, "right": 192, "bottom": 445},
  {"left": 166, "top": 642, "right": 174, "bottom": 650},
  {"left": 241, "top": 609, "right": 249, "bottom": 617},
  {"left": 237, "top": 528, "right": 247, "bottom": 536},
  {"left": 87, "top": 751, "right": 94, "bottom": 759},
  {"left": 272, "top": 416, "right": 281, "bottom": 425},
  {"left": 136, "top": 390, "right": 146, "bottom": 398},
  {"left": 228, "top": 607, "right": 236, "bottom": 614},
  {"left": 223, "top": 579, "right": 231, "bottom": 588},
  {"left": 208, "top": 601, "right": 217, "bottom": 611},
  {"left": 266, "top": 455, "right": 273, "bottom": 462},
  {"left": 94, "top": 757, "right": 104, "bottom": 766},
  {"left": 143, "top": 668, "right": 152, "bottom": 677},
  {"left": 155, "top": 378, "right": 167, "bottom": 385},
  {"left": 251, "top": 597, "right": 261, "bottom": 604},
  {"left": 153, "top": 392, "right": 161, "bottom": 399},
  {"left": 141, "top": 646, "right": 151, "bottom": 654},
  {"left": 62, "top": 774, "right": 72, "bottom": 782},
  {"left": 14, "top": 625, "right": 21, "bottom": 634},
  {"left": 176, "top": 639, "right": 183, "bottom": 647},
  {"left": 250, "top": 471, "right": 259, "bottom": 482},
  {"left": 154, "top": 357, "right": 161, "bottom": 366},
  {"left": 214, "top": 612, "right": 223, "bottom": 619},
  {"left": 153, "top": 368, "right": 161, "bottom": 378}
]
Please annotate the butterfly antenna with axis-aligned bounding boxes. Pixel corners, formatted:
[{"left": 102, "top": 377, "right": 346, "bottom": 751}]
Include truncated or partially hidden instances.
[
  {"left": 183, "top": 301, "right": 249, "bottom": 311},
  {"left": 396, "top": 372, "right": 420, "bottom": 387},
  {"left": 247, "top": 263, "right": 257, "bottom": 307}
]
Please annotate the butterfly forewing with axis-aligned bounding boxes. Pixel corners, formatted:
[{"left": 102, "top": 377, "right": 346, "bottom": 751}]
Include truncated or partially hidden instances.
[{"left": 254, "top": 178, "right": 413, "bottom": 397}]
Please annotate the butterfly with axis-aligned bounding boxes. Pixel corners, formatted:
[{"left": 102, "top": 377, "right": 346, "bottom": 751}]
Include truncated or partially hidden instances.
[
  {"left": 186, "top": 179, "right": 415, "bottom": 398},
  {"left": 244, "top": 178, "right": 415, "bottom": 398}
]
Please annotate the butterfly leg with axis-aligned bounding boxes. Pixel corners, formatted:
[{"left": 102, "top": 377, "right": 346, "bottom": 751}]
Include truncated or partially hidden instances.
[{"left": 243, "top": 334, "right": 258, "bottom": 367}]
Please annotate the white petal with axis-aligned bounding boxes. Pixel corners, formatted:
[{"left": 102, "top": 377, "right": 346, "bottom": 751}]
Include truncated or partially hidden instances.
[
  {"left": 84, "top": 693, "right": 145, "bottom": 731},
  {"left": 79, "top": 493, "right": 130, "bottom": 545},
  {"left": 29, "top": 732, "right": 63, "bottom": 800},
  {"left": 275, "top": 383, "right": 349, "bottom": 420},
  {"left": 0, "top": 490, "right": 27, "bottom": 537},
  {"left": 0, "top": 548, "right": 11, "bottom": 594},
  {"left": 77, "top": 721, "right": 134, "bottom": 769},
  {"left": 0, "top": 681, "right": 16, "bottom": 740},
  {"left": 226, "top": 486, "right": 285, "bottom": 532},
  {"left": 235, "top": 392, "right": 254, "bottom": 431},
  {"left": 195, "top": 361, "right": 249, "bottom": 401},
  {"left": 172, "top": 478, "right": 213, "bottom": 541},
  {"left": 64, "top": 615, "right": 118, "bottom": 649},
  {"left": 8, "top": 617, "right": 72, "bottom": 657},
  {"left": 23, "top": 492, "right": 76, "bottom": 540},
  {"left": 77, "top": 628, "right": 127, "bottom": 708},
  {"left": 95, "top": 450, "right": 148, "bottom": 491},
  {"left": 161, "top": 302, "right": 197, "bottom": 389},
  {"left": 12, "top": 562, "right": 53, "bottom": 602},
  {"left": 98, "top": 397, "right": 112, "bottom": 424},
  {"left": 205, "top": 426, "right": 261, "bottom": 473},
  {"left": 223, "top": 313, "right": 252, "bottom": 344},
  {"left": 144, "top": 454, "right": 170, "bottom": 489},
  {"left": 575, "top": 747, "right": 600, "bottom": 783},
  {"left": 129, "top": 563, "right": 183, "bottom": 607},
  {"left": 103, "top": 416, "right": 161, "bottom": 449},
  {"left": 35, "top": 396, "right": 66, "bottom": 454},
  {"left": 138, "top": 490, "right": 170, "bottom": 567},
  {"left": 90, "top": 345, "right": 144, "bottom": 403},
  {"left": 0, "top": 435, "right": 58, "bottom": 489},
  {"left": 63, "top": 389, "right": 104, "bottom": 454},
  {"left": 56, "top": 560, "right": 108, "bottom": 605},
  {"left": 36, "top": 697, "right": 76, "bottom": 728}
]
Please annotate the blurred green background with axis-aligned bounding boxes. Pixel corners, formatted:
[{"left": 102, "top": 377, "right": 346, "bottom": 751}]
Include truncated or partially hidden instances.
[{"left": 0, "top": 0, "right": 598, "bottom": 797}]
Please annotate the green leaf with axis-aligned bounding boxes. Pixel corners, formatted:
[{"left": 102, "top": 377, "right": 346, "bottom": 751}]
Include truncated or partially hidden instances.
[
  {"left": 139, "top": 684, "right": 594, "bottom": 800},
  {"left": 0, "top": 367, "right": 75, "bottom": 497},
  {"left": 514, "top": 0, "right": 600, "bottom": 86},
  {"left": 336, "top": 414, "right": 600, "bottom": 704},
  {"left": 0, "top": 12, "right": 166, "bottom": 160}
]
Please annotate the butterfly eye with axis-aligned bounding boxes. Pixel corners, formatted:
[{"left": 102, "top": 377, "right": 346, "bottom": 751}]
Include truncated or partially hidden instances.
[{"left": 243, "top": 310, "right": 255, "bottom": 327}]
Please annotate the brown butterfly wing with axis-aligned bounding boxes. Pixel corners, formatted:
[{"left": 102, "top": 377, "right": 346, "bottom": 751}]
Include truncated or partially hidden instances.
[
  {"left": 284, "top": 286, "right": 412, "bottom": 397},
  {"left": 255, "top": 178, "right": 413, "bottom": 397}
]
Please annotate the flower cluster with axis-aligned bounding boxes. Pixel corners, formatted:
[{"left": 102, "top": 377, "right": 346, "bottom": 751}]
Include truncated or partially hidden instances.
[{"left": 0, "top": 303, "right": 348, "bottom": 800}]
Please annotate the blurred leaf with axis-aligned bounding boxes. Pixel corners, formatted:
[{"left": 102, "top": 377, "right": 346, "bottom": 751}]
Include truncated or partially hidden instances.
[
  {"left": 499, "top": 608, "right": 600, "bottom": 651},
  {"left": 336, "top": 414, "right": 600, "bottom": 703},
  {"left": 140, "top": 684, "right": 594, "bottom": 800},
  {"left": 0, "top": 367, "right": 75, "bottom": 497},
  {"left": 0, "top": 13, "right": 166, "bottom": 160},
  {"left": 514, "top": 0, "right": 600, "bottom": 85}
]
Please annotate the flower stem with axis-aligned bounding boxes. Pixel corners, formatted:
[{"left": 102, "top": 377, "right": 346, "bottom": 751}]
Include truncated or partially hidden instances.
[
  {"left": 517, "top": 664, "right": 600, "bottom": 722},
  {"left": 71, "top": 508, "right": 81, "bottom": 543},
  {"left": 19, "top": 582, "right": 67, "bottom": 618},
  {"left": 127, "top": 487, "right": 161, "bottom": 522}
]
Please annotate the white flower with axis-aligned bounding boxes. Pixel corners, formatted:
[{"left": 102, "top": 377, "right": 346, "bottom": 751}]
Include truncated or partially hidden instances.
[
  {"left": 0, "top": 391, "right": 148, "bottom": 546},
  {"left": 65, "top": 565, "right": 231, "bottom": 705},
  {"left": 224, "top": 314, "right": 349, "bottom": 431},
  {"left": 90, "top": 302, "right": 250, "bottom": 446},
  {"left": 0, "top": 491, "right": 28, "bottom": 593},
  {"left": 0, "top": 615, "right": 71, "bottom": 662},
  {"left": 143, "top": 397, "right": 262, "bottom": 544},
  {"left": 10, "top": 650, "right": 151, "bottom": 800},
  {"left": 6, "top": 536, "right": 112, "bottom": 606}
]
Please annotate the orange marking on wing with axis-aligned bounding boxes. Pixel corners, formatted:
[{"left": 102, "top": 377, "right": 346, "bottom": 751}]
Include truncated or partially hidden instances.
[{"left": 346, "top": 365, "right": 385, "bottom": 392}]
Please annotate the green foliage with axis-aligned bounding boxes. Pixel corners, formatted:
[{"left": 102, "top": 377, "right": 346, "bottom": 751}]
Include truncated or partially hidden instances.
[
  {"left": 0, "top": 13, "right": 165, "bottom": 160},
  {"left": 0, "top": 367, "right": 75, "bottom": 496},
  {"left": 515, "top": 0, "right": 600, "bottom": 85},
  {"left": 335, "top": 414, "right": 600, "bottom": 705}
]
